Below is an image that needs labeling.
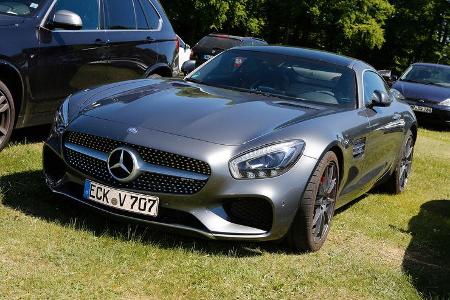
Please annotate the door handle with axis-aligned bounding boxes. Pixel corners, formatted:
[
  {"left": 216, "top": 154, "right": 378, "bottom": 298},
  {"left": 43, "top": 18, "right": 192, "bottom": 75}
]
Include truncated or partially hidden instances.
[
  {"left": 146, "top": 36, "right": 156, "bottom": 43},
  {"left": 95, "top": 38, "right": 107, "bottom": 45}
]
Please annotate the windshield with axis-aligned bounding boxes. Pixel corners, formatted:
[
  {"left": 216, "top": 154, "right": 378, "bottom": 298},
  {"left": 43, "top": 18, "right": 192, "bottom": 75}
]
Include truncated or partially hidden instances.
[
  {"left": 400, "top": 64, "right": 450, "bottom": 88},
  {"left": 187, "top": 49, "right": 357, "bottom": 108},
  {"left": 0, "top": 0, "right": 43, "bottom": 16}
]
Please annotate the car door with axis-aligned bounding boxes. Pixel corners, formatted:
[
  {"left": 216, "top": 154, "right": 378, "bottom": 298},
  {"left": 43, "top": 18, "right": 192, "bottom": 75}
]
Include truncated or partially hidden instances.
[
  {"left": 362, "top": 70, "right": 406, "bottom": 186},
  {"left": 32, "top": 0, "right": 109, "bottom": 119},
  {"left": 103, "top": 0, "right": 159, "bottom": 82}
]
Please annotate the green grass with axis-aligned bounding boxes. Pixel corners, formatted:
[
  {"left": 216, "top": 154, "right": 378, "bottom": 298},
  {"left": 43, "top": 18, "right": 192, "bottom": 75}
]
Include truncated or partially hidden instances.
[{"left": 0, "top": 127, "right": 449, "bottom": 299}]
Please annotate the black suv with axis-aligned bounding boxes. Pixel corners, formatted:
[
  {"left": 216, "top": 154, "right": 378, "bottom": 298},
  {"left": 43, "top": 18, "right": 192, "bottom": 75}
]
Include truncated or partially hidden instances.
[
  {"left": 0, "top": 0, "right": 178, "bottom": 150},
  {"left": 191, "top": 34, "right": 268, "bottom": 67}
]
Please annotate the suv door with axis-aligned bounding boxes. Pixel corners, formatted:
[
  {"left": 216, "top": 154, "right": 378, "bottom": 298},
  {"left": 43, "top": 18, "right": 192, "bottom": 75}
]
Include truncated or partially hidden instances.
[
  {"left": 103, "top": 0, "right": 159, "bottom": 82},
  {"left": 33, "top": 0, "right": 109, "bottom": 120},
  {"left": 363, "top": 70, "right": 405, "bottom": 185}
]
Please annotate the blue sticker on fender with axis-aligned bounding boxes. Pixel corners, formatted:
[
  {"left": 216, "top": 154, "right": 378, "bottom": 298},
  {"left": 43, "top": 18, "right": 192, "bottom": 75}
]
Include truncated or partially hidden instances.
[{"left": 83, "top": 181, "right": 91, "bottom": 200}]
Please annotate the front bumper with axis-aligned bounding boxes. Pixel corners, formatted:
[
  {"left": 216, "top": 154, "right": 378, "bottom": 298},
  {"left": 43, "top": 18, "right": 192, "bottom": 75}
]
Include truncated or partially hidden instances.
[
  {"left": 405, "top": 100, "right": 450, "bottom": 125},
  {"left": 44, "top": 116, "right": 318, "bottom": 241}
]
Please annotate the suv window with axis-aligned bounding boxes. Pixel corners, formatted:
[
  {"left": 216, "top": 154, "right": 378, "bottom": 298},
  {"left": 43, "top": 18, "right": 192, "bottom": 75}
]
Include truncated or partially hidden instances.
[
  {"left": 53, "top": 0, "right": 100, "bottom": 30},
  {"left": 134, "top": 0, "right": 149, "bottom": 29},
  {"left": 105, "top": 0, "right": 136, "bottom": 30},
  {"left": 363, "top": 71, "right": 388, "bottom": 106},
  {"left": 139, "top": 0, "right": 160, "bottom": 29}
]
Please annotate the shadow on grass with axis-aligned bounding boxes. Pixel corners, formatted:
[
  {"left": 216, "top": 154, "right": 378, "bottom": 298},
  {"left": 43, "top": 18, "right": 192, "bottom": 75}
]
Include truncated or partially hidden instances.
[
  {"left": 0, "top": 170, "right": 290, "bottom": 257},
  {"left": 418, "top": 120, "right": 450, "bottom": 132},
  {"left": 10, "top": 125, "right": 51, "bottom": 145},
  {"left": 400, "top": 200, "right": 450, "bottom": 299}
]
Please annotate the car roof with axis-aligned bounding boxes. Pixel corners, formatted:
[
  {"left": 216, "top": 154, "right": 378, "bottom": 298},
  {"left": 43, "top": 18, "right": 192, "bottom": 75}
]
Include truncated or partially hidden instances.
[
  {"left": 232, "top": 46, "right": 359, "bottom": 68},
  {"left": 208, "top": 34, "right": 266, "bottom": 43},
  {"left": 411, "top": 62, "right": 450, "bottom": 69}
]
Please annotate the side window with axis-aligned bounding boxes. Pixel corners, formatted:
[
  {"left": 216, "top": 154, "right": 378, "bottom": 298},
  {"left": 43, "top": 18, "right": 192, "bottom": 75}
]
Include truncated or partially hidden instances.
[
  {"left": 363, "top": 71, "right": 388, "bottom": 105},
  {"left": 105, "top": 0, "right": 136, "bottom": 30},
  {"left": 53, "top": 0, "right": 100, "bottom": 30},
  {"left": 134, "top": 0, "right": 149, "bottom": 29},
  {"left": 139, "top": 0, "right": 161, "bottom": 29}
]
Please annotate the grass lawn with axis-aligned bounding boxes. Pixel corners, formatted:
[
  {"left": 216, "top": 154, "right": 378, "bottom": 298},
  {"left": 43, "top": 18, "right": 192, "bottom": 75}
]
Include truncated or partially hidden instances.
[{"left": 0, "top": 126, "right": 449, "bottom": 299}]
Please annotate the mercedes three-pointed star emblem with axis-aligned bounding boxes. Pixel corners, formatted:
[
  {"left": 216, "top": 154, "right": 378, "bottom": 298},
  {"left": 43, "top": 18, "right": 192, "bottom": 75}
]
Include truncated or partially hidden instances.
[{"left": 107, "top": 147, "right": 140, "bottom": 183}]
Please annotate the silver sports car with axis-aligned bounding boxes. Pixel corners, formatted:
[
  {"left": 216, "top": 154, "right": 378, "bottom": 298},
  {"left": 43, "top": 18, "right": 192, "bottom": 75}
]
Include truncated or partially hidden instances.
[{"left": 44, "top": 46, "right": 417, "bottom": 252}]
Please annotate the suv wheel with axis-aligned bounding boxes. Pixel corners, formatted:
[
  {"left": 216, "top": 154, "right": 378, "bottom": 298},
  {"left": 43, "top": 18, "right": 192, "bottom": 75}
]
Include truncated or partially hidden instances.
[{"left": 0, "top": 80, "right": 15, "bottom": 151}]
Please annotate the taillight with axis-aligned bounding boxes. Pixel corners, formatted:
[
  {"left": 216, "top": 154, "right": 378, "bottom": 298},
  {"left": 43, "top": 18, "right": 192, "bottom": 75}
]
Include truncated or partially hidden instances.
[
  {"left": 176, "top": 36, "right": 180, "bottom": 49},
  {"left": 190, "top": 50, "right": 195, "bottom": 60}
]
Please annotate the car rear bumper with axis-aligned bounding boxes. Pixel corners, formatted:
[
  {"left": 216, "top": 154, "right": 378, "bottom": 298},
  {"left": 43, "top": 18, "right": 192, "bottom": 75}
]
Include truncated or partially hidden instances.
[{"left": 43, "top": 120, "right": 318, "bottom": 242}]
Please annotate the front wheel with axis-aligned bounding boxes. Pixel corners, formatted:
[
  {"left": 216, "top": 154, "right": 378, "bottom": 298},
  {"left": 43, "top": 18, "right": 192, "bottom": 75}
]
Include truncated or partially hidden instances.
[
  {"left": 287, "top": 151, "right": 340, "bottom": 252},
  {"left": 0, "top": 80, "right": 15, "bottom": 151}
]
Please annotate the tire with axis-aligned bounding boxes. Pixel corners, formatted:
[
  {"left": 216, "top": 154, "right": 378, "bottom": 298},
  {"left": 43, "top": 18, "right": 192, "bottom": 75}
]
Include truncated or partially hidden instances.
[
  {"left": 381, "top": 130, "right": 414, "bottom": 194},
  {"left": 287, "top": 151, "right": 340, "bottom": 252},
  {"left": 0, "top": 80, "right": 15, "bottom": 151}
]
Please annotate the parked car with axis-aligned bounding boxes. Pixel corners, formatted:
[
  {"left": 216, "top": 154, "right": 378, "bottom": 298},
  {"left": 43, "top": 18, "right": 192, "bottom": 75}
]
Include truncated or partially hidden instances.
[
  {"left": 177, "top": 35, "right": 191, "bottom": 73},
  {"left": 190, "top": 34, "right": 268, "bottom": 67},
  {"left": 44, "top": 46, "right": 417, "bottom": 252},
  {"left": 0, "top": 0, "right": 178, "bottom": 151},
  {"left": 391, "top": 63, "right": 450, "bottom": 126}
]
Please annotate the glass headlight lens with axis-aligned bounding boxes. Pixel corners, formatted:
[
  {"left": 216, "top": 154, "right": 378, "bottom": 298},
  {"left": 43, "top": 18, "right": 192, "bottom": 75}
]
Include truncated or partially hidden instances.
[
  {"left": 390, "top": 88, "right": 405, "bottom": 101},
  {"left": 53, "top": 98, "right": 70, "bottom": 134},
  {"left": 439, "top": 99, "right": 450, "bottom": 107},
  {"left": 229, "top": 140, "right": 305, "bottom": 179}
]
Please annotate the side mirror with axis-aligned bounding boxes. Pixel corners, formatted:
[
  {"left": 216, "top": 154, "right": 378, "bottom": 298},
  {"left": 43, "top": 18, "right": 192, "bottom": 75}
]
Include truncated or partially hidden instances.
[
  {"left": 51, "top": 10, "right": 83, "bottom": 30},
  {"left": 181, "top": 60, "right": 196, "bottom": 75},
  {"left": 369, "top": 90, "right": 392, "bottom": 107}
]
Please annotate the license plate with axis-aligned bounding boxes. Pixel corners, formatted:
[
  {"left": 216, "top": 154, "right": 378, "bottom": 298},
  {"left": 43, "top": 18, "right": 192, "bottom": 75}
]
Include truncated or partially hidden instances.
[
  {"left": 83, "top": 181, "right": 159, "bottom": 217},
  {"left": 411, "top": 105, "right": 433, "bottom": 114},
  {"left": 204, "top": 54, "right": 213, "bottom": 60}
]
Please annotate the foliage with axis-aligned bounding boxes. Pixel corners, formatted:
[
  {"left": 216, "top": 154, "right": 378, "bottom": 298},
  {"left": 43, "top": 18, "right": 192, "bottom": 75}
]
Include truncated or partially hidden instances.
[{"left": 160, "top": 0, "right": 450, "bottom": 71}]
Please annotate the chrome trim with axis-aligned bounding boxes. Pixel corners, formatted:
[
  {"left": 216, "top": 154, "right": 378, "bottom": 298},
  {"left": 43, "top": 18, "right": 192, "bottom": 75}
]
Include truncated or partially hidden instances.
[
  {"left": 40, "top": 0, "right": 163, "bottom": 32},
  {"left": 64, "top": 142, "right": 209, "bottom": 181},
  {"left": 66, "top": 142, "right": 108, "bottom": 161}
]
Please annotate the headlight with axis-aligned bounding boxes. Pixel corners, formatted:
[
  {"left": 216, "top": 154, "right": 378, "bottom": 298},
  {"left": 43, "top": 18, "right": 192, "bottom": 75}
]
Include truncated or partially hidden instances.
[
  {"left": 53, "top": 98, "right": 70, "bottom": 134},
  {"left": 390, "top": 88, "right": 405, "bottom": 101},
  {"left": 229, "top": 140, "right": 305, "bottom": 179},
  {"left": 439, "top": 99, "right": 450, "bottom": 107}
]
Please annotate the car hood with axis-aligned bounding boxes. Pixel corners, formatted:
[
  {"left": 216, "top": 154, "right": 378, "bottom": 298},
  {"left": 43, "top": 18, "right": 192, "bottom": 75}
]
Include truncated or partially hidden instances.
[
  {"left": 79, "top": 80, "right": 331, "bottom": 146},
  {"left": 0, "top": 14, "right": 24, "bottom": 26},
  {"left": 393, "top": 81, "right": 450, "bottom": 103}
]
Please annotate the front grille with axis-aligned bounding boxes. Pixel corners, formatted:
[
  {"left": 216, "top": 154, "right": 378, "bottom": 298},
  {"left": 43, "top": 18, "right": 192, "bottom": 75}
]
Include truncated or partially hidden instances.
[
  {"left": 66, "top": 131, "right": 211, "bottom": 175},
  {"left": 406, "top": 98, "right": 435, "bottom": 106},
  {"left": 224, "top": 198, "right": 273, "bottom": 232},
  {"left": 64, "top": 132, "right": 210, "bottom": 195}
]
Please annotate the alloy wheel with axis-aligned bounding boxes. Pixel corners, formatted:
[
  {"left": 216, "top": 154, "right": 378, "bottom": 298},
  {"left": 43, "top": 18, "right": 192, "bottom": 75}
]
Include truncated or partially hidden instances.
[
  {"left": 399, "top": 136, "right": 414, "bottom": 191},
  {"left": 312, "top": 162, "right": 338, "bottom": 243},
  {"left": 0, "top": 91, "right": 11, "bottom": 145}
]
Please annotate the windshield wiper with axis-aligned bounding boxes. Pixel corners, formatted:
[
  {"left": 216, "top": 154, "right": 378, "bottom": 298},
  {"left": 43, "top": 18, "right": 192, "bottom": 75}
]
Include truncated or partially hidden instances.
[{"left": 185, "top": 78, "right": 203, "bottom": 84}]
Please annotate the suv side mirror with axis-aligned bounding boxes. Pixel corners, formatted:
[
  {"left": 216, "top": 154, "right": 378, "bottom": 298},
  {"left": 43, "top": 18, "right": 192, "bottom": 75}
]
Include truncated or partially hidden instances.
[
  {"left": 369, "top": 90, "right": 392, "bottom": 107},
  {"left": 52, "top": 10, "right": 83, "bottom": 30},
  {"left": 181, "top": 60, "right": 196, "bottom": 75}
]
